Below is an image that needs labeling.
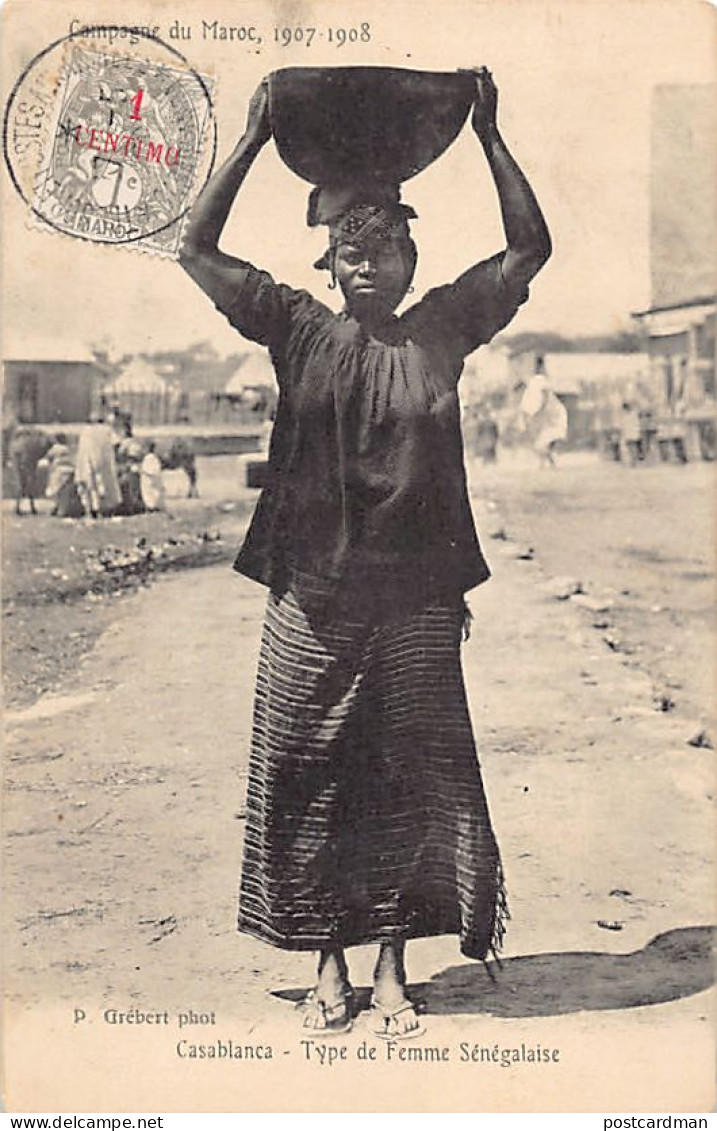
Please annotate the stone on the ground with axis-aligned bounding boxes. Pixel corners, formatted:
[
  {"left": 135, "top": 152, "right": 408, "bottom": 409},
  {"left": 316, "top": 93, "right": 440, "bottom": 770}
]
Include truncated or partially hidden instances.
[
  {"left": 571, "top": 593, "right": 614, "bottom": 612},
  {"left": 687, "top": 729, "right": 714, "bottom": 750},
  {"left": 540, "top": 576, "right": 583, "bottom": 599}
]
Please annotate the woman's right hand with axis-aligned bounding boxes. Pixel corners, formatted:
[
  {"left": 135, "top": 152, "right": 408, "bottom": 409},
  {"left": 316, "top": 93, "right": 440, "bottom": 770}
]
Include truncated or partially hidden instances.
[{"left": 245, "top": 79, "right": 271, "bottom": 146}]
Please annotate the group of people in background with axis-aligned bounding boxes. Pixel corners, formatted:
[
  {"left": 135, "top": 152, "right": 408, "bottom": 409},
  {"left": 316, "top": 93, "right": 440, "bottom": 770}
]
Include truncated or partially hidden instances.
[
  {"left": 464, "top": 355, "right": 699, "bottom": 470},
  {"left": 618, "top": 399, "right": 689, "bottom": 467},
  {"left": 40, "top": 410, "right": 166, "bottom": 518},
  {"left": 464, "top": 356, "right": 569, "bottom": 469}
]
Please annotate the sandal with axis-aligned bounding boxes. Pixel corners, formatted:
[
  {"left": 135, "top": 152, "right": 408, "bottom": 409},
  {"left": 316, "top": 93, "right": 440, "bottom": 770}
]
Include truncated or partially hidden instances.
[
  {"left": 298, "top": 987, "right": 355, "bottom": 1036},
  {"left": 371, "top": 997, "right": 426, "bottom": 1041}
]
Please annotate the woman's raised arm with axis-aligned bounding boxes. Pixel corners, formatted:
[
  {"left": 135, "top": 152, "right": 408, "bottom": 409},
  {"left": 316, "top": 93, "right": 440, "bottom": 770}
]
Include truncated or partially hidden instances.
[
  {"left": 469, "top": 67, "right": 552, "bottom": 293},
  {"left": 178, "top": 80, "right": 272, "bottom": 297}
]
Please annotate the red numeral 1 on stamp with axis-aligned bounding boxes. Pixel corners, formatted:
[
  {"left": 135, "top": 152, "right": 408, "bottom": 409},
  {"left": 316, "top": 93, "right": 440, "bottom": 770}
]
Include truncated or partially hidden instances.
[{"left": 129, "top": 89, "right": 144, "bottom": 121}]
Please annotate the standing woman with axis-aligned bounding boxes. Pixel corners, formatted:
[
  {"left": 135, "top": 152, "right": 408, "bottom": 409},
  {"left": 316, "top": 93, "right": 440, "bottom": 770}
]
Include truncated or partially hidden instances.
[
  {"left": 521, "top": 356, "right": 568, "bottom": 468},
  {"left": 179, "top": 67, "right": 551, "bottom": 1038},
  {"left": 139, "top": 441, "right": 166, "bottom": 512},
  {"left": 74, "top": 412, "right": 122, "bottom": 518}
]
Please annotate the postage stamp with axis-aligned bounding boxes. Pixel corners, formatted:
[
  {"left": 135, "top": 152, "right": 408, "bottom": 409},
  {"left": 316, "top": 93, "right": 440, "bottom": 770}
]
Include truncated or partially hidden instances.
[{"left": 4, "top": 31, "right": 215, "bottom": 256}]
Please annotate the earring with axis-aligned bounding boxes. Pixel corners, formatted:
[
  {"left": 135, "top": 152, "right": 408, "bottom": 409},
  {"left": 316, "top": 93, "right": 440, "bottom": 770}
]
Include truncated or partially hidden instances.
[
  {"left": 327, "top": 279, "right": 337, "bottom": 290},
  {"left": 407, "top": 284, "right": 415, "bottom": 293}
]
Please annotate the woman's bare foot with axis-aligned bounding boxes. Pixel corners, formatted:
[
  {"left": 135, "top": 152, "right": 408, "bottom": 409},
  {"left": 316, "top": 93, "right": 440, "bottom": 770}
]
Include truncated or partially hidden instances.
[
  {"left": 300, "top": 945, "right": 354, "bottom": 1033},
  {"left": 372, "top": 940, "right": 424, "bottom": 1039}
]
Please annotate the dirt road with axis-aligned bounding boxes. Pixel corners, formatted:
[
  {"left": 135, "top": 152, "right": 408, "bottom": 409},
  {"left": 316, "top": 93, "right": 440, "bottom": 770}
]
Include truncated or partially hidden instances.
[{"left": 3, "top": 455, "right": 714, "bottom": 1112}]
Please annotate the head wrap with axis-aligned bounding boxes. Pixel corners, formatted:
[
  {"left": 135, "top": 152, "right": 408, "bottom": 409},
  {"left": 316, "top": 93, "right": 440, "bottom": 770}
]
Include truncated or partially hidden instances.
[{"left": 308, "top": 182, "right": 417, "bottom": 271}]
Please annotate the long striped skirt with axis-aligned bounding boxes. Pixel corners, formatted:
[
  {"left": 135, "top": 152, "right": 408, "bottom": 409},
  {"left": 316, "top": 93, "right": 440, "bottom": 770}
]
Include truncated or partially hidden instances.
[{"left": 237, "top": 588, "right": 508, "bottom": 960}]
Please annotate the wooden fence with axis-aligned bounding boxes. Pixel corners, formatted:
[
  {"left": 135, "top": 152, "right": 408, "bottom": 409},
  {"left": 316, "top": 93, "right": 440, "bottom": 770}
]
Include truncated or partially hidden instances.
[{"left": 96, "top": 389, "right": 275, "bottom": 427}]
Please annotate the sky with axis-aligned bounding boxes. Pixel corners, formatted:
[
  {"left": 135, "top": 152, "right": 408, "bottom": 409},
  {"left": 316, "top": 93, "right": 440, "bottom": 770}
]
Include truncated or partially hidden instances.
[{"left": 2, "top": 0, "right": 716, "bottom": 359}]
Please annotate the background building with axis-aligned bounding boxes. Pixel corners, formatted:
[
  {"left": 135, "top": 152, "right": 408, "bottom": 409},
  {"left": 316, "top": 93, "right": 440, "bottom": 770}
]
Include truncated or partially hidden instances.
[
  {"left": 3, "top": 347, "right": 101, "bottom": 425},
  {"left": 633, "top": 84, "right": 716, "bottom": 456}
]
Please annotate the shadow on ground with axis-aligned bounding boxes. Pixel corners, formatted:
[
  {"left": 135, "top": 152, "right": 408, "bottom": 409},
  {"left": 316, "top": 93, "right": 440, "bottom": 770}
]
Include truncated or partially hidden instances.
[
  {"left": 421, "top": 926, "right": 715, "bottom": 1017},
  {"left": 274, "top": 927, "right": 714, "bottom": 1019}
]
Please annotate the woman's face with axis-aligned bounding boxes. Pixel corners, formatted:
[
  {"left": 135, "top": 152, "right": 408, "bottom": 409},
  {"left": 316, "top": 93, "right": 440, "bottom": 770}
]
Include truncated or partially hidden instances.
[{"left": 334, "top": 230, "right": 416, "bottom": 320}]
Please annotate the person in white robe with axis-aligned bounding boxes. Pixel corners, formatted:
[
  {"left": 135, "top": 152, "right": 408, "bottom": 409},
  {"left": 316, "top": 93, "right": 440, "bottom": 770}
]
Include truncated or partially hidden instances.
[{"left": 140, "top": 442, "right": 166, "bottom": 511}]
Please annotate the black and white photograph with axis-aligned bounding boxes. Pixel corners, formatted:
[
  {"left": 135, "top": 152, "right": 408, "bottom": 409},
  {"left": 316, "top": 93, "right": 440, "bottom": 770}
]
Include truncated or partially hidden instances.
[{"left": 2, "top": 0, "right": 715, "bottom": 1115}]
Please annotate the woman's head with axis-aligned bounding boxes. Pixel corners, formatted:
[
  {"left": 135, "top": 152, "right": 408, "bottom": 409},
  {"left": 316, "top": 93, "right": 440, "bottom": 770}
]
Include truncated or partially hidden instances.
[
  {"left": 332, "top": 225, "right": 417, "bottom": 320},
  {"left": 310, "top": 186, "right": 418, "bottom": 321}
]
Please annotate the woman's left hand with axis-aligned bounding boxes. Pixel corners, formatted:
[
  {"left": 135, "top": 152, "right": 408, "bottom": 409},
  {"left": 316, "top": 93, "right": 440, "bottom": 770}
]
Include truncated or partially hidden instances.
[{"left": 466, "top": 66, "right": 498, "bottom": 142}]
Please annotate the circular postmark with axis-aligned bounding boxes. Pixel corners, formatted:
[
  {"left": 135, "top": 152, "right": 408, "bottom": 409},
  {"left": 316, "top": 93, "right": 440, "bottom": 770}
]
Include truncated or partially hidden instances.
[{"left": 3, "top": 27, "right": 217, "bottom": 255}]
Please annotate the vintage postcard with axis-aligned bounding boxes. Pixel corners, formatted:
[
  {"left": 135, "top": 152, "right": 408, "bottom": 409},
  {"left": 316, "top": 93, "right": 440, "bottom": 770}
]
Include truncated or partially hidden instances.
[{"left": 2, "top": 0, "right": 715, "bottom": 1114}]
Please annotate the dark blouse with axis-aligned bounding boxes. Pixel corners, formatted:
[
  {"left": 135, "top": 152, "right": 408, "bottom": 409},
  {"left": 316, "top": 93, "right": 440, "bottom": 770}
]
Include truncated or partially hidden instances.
[{"left": 210, "top": 253, "right": 527, "bottom": 609}]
